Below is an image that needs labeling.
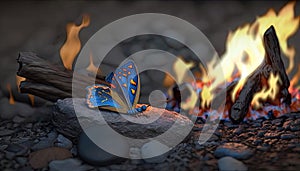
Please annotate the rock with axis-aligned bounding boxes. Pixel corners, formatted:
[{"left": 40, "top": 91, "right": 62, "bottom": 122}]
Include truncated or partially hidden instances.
[
  {"left": 214, "top": 143, "right": 253, "bottom": 160},
  {"left": 280, "top": 134, "right": 296, "bottom": 140},
  {"left": 16, "top": 157, "right": 28, "bottom": 166},
  {"left": 0, "top": 129, "right": 16, "bottom": 137},
  {"left": 141, "top": 140, "right": 170, "bottom": 163},
  {"left": 218, "top": 157, "right": 248, "bottom": 171},
  {"left": 264, "top": 132, "right": 281, "bottom": 139},
  {"left": 49, "top": 158, "right": 93, "bottom": 171},
  {"left": 53, "top": 98, "right": 193, "bottom": 143},
  {"left": 6, "top": 143, "right": 28, "bottom": 155},
  {"left": 31, "top": 131, "right": 57, "bottom": 151},
  {"left": 54, "top": 134, "right": 73, "bottom": 149},
  {"left": 78, "top": 125, "right": 128, "bottom": 166},
  {"left": 29, "top": 147, "right": 72, "bottom": 169}
]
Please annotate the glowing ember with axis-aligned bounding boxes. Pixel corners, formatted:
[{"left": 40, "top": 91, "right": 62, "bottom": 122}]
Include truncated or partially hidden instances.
[
  {"left": 60, "top": 14, "right": 90, "bottom": 70},
  {"left": 6, "top": 83, "right": 15, "bottom": 105}
]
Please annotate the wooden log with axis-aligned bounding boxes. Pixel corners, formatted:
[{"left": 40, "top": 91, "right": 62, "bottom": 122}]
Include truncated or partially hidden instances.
[
  {"left": 229, "top": 26, "right": 291, "bottom": 123},
  {"left": 17, "top": 52, "right": 108, "bottom": 101},
  {"left": 52, "top": 98, "right": 193, "bottom": 147}
]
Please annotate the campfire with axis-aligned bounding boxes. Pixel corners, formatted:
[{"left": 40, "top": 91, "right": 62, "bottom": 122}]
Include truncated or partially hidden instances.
[{"left": 164, "top": 2, "right": 300, "bottom": 123}]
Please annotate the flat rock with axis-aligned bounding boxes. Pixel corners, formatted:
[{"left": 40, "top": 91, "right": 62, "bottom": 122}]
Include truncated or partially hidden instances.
[
  {"left": 218, "top": 157, "right": 248, "bottom": 171},
  {"left": 53, "top": 98, "right": 194, "bottom": 144},
  {"left": 29, "top": 147, "right": 72, "bottom": 169},
  {"left": 78, "top": 125, "right": 128, "bottom": 166},
  {"left": 49, "top": 158, "right": 93, "bottom": 171},
  {"left": 214, "top": 143, "right": 253, "bottom": 160}
]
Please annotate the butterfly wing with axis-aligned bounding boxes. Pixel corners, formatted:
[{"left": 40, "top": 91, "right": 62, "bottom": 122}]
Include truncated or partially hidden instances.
[
  {"left": 110, "top": 59, "right": 140, "bottom": 110},
  {"left": 86, "top": 84, "right": 129, "bottom": 113}
]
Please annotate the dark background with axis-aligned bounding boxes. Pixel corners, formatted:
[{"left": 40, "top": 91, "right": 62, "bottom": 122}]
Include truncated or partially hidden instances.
[{"left": 0, "top": 0, "right": 299, "bottom": 89}]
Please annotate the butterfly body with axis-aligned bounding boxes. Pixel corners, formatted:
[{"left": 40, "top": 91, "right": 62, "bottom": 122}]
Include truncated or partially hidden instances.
[{"left": 86, "top": 59, "right": 148, "bottom": 114}]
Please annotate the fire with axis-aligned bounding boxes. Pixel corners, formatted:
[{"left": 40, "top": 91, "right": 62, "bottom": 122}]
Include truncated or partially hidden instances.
[
  {"left": 6, "top": 83, "right": 15, "bottom": 105},
  {"left": 86, "top": 52, "right": 99, "bottom": 74},
  {"left": 167, "top": 2, "right": 300, "bottom": 120},
  {"left": 208, "top": 1, "right": 299, "bottom": 102},
  {"left": 16, "top": 75, "right": 35, "bottom": 106},
  {"left": 251, "top": 73, "right": 281, "bottom": 109},
  {"left": 60, "top": 14, "right": 90, "bottom": 70}
]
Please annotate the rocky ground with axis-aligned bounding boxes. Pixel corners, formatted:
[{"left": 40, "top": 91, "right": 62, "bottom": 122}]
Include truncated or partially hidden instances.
[{"left": 0, "top": 103, "right": 299, "bottom": 171}]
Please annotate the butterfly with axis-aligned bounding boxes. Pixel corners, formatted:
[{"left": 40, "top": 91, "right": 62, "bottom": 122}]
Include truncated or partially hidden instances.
[{"left": 86, "top": 59, "right": 148, "bottom": 114}]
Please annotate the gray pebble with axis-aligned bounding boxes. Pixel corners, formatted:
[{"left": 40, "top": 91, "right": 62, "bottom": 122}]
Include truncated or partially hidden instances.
[
  {"left": 55, "top": 134, "right": 73, "bottom": 149},
  {"left": 49, "top": 158, "right": 93, "bottom": 171},
  {"left": 218, "top": 157, "right": 248, "bottom": 171},
  {"left": 214, "top": 143, "right": 253, "bottom": 160}
]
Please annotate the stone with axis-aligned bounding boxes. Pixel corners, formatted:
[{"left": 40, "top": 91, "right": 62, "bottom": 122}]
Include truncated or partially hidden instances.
[
  {"left": 214, "top": 143, "right": 253, "bottom": 160},
  {"left": 31, "top": 131, "right": 57, "bottom": 151},
  {"left": 218, "top": 157, "right": 248, "bottom": 171},
  {"left": 55, "top": 134, "right": 73, "bottom": 149},
  {"left": 49, "top": 158, "right": 93, "bottom": 171},
  {"left": 280, "top": 134, "right": 296, "bottom": 140},
  {"left": 0, "top": 129, "right": 15, "bottom": 137},
  {"left": 12, "top": 116, "right": 26, "bottom": 123},
  {"left": 29, "top": 147, "right": 72, "bottom": 169},
  {"left": 78, "top": 125, "right": 129, "bottom": 166},
  {"left": 141, "top": 140, "right": 170, "bottom": 163},
  {"left": 16, "top": 157, "right": 28, "bottom": 166},
  {"left": 6, "top": 143, "right": 28, "bottom": 155},
  {"left": 53, "top": 98, "right": 194, "bottom": 143}
]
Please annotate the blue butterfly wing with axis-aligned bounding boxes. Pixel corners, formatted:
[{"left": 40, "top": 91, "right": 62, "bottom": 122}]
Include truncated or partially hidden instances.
[
  {"left": 86, "top": 84, "right": 132, "bottom": 113},
  {"left": 111, "top": 59, "right": 140, "bottom": 109}
]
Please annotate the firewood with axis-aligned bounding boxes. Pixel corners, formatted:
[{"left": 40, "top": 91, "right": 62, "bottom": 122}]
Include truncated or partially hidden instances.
[
  {"left": 229, "top": 26, "right": 291, "bottom": 123},
  {"left": 17, "top": 52, "right": 108, "bottom": 101}
]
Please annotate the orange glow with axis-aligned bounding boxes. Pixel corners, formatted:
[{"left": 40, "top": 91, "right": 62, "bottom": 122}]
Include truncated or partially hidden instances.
[
  {"left": 16, "top": 75, "right": 35, "bottom": 106},
  {"left": 6, "top": 83, "right": 15, "bottom": 105},
  {"left": 60, "top": 14, "right": 90, "bottom": 70}
]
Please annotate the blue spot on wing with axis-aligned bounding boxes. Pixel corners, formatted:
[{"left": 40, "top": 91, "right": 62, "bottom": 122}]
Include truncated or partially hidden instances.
[{"left": 86, "top": 85, "right": 121, "bottom": 108}]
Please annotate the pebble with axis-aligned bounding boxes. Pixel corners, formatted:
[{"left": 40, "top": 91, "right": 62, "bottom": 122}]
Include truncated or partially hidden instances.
[
  {"left": 214, "top": 143, "right": 253, "bottom": 160},
  {"left": 78, "top": 125, "right": 128, "bottom": 166},
  {"left": 141, "top": 140, "right": 170, "bottom": 163},
  {"left": 218, "top": 156, "right": 248, "bottom": 171},
  {"left": 29, "top": 147, "right": 72, "bottom": 169},
  {"left": 55, "top": 134, "right": 73, "bottom": 149},
  {"left": 49, "top": 158, "right": 93, "bottom": 171},
  {"left": 280, "top": 134, "right": 295, "bottom": 140},
  {"left": 0, "top": 129, "right": 15, "bottom": 137},
  {"left": 15, "top": 157, "right": 27, "bottom": 166},
  {"left": 31, "top": 131, "right": 57, "bottom": 151}
]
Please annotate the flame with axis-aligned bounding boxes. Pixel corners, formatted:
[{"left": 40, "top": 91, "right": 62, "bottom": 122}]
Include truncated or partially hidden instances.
[
  {"left": 251, "top": 73, "right": 281, "bottom": 108},
  {"left": 6, "top": 83, "right": 15, "bottom": 105},
  {"left": 168, "top": 2, "right": 300, "bottom": 120},
  {"left": 60, "top": 14, "right": 90, "bottom": 70},
  {"left": 208, "top": 1, "right": 299, "bottom": 102},
  {"left": 86, "top": 52, "right": 99, "bottom": 74},
  {"left": 16, "top": 75, "right": 35, "bottom": 106},
  {"left": 163, "top": 57, "right": 194, "bottom": 87}
]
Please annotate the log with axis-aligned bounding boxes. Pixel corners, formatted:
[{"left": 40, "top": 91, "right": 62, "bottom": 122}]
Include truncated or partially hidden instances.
[
  {"left": 17, "top": 52, "right": 108, "bottom": 101},
  {"left": 229, "top": 26, "right": 291, "bottom": 123},
  {"left": 52, "top": 98, "right": 193, "bottom": 146}
]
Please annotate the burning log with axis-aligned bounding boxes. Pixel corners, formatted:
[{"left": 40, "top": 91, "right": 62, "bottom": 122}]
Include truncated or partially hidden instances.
[
  {"left": 17, "top": 52, "right": 108, "bottom": 101},
  {"left": 229, "top": 26, "right": 291, "bottom": 123}
]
